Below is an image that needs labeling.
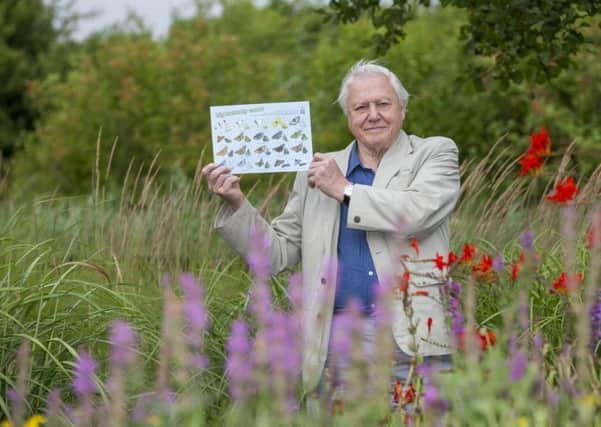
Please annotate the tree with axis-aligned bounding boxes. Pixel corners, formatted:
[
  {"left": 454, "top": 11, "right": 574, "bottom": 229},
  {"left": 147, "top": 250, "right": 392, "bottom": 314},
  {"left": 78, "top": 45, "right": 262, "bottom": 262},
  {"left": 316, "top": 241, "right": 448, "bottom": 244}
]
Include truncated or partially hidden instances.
[
  {"left": 327, "top": 0, "right": 601, "bottom": 84},
  {"left": 0, "top": 0, "right": 61, "bottom": 161}
]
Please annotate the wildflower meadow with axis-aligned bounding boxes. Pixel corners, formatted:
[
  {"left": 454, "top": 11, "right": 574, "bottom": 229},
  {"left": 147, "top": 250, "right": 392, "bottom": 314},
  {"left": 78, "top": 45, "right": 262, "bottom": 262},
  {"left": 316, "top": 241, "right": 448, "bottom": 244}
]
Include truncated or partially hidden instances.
[{"left": 0, "top": 127, "right": 600, "bottom": 426}]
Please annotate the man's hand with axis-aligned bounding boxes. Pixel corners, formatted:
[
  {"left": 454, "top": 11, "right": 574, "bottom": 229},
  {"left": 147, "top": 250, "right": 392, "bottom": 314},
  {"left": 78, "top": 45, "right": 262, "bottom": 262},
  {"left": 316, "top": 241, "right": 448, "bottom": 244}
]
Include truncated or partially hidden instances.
[
  {"left": 201, "top": 163, "right": 244, "bottom": 211},
  {"left": 308, "top": 153, "right": 349, "bottom": 203}
]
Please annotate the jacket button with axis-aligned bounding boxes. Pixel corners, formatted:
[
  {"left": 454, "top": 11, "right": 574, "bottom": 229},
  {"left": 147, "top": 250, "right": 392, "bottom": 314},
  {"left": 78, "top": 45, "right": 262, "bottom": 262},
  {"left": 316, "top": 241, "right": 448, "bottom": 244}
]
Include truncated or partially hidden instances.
[
  {"left": 354, "top": 216, "right": 361, "bottom": 223},
  {"left": 320, "top": 277, "right": 326, "bottom": 285}
]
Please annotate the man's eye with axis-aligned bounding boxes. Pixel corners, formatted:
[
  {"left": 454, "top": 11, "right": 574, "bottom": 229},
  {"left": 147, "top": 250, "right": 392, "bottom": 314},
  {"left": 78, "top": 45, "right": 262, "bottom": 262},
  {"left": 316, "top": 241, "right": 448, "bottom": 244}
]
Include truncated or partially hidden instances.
[
  {"left": 377, "top": 102, "right": 390, "bottom": 107},
  {"left": 355, "top": 105, "right": 367, "bottom": 111}
]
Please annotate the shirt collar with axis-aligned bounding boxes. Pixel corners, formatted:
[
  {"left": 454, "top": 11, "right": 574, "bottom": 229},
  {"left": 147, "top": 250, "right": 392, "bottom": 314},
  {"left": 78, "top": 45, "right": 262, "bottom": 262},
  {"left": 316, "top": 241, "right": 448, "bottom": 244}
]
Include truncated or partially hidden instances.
[{"left": 346, "top": 141, "right": 364, "bottom": 176}]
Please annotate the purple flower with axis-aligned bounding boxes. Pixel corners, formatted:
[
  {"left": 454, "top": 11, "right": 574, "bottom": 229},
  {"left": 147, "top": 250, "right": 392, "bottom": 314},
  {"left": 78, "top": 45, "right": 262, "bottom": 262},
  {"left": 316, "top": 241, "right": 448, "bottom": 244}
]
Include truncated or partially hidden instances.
[
  {"left": 247, "top": 225, "right": 272, "bottom": 281},
  {"left": 509, "top": 350, "right": 528, "bottom": 382},
  {"left": 590, "top": 291, "right": 601, "bottom": 350},
  {"left": 520, "top": 230, "right": 535, "bottom": 251},
  {"left": 109, "top": 320, "right": 138, "bottom": 366},
  {"left": 422, "top": 384, "right": 449, "bottom": 413},
  {"left": 225, "top": 319, "right": 254, "bottom": 400},
  {"left": 492, "top": 254, "right": 504, "bottom": 273},
  {"left": 180, "top": 273, "right": 209, "bottom": 348},
  {"left": 251, "top": 281, "right": 273, "bottom": 324},
  {"left": 72, "top": 349, "right": 98, "bottom": 398}
]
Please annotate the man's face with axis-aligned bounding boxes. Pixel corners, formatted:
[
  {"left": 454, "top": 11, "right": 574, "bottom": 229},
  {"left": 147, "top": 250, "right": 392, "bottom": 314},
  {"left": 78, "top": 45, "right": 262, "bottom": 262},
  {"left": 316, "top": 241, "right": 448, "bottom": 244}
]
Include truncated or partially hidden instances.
[{"left": 346, "top": 74, "right": 404, "bottom": 152}]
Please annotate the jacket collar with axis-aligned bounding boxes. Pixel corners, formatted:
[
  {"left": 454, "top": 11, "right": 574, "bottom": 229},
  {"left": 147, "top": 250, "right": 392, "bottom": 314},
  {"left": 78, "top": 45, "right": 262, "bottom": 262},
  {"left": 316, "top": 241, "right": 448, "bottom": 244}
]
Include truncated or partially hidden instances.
[{"left": 331, "top": 130, "right": 414, "bottom": 188}]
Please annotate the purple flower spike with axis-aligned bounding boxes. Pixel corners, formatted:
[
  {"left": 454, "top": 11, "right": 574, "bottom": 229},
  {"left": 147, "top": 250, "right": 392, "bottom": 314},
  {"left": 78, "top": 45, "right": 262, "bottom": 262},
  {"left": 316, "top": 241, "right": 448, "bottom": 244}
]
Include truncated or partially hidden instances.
[
  {"left": 73, "top": 350, "right": 98, "bottom": 398},
  {"left": 180, "top": 273, "right": 209, "bottom": 348},
  {"left": 422, "top": 384, "right": 449, "bottom": 413},
  {"left": 110, "top": 320, "right": 138, "bottom": 366},
  {"left": 226, "top": 319, "right": 254, "bottom": 401},
  {"left": 590, "top": 291, "right": 601, "bottom": 350},
  {"left": 520, "top": 230, "right": 535, "bottom": 251},
  {"left": 247, "top": 225, "right": 272, "bottom": 281},
  {"left": 509, "top": 350, "right": 528, "bottom": 382},
  {"left": 492, "top": 254, "right": 504, "bottom": 273}
]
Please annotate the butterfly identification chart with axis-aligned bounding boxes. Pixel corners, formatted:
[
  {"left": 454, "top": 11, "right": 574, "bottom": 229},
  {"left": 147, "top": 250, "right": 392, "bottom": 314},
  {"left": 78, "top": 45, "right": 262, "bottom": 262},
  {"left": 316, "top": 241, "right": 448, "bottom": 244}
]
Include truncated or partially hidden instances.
[{"left": 210, "top": 101, "right": 313, "bottom": 174}]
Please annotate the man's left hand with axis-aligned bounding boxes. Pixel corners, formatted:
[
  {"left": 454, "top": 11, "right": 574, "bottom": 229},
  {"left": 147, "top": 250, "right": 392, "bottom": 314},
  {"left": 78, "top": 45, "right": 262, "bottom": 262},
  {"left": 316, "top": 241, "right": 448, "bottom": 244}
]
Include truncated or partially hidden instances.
[{"left": 308, "top": 153, "right": 349, "bottom": 202}]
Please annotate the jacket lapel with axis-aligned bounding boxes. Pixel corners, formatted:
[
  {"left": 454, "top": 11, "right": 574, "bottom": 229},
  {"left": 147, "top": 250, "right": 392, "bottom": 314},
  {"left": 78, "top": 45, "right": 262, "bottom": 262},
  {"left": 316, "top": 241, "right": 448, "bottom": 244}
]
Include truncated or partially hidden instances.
[{"left": 373, "top": 130, "right": 414, "bottom": 188}]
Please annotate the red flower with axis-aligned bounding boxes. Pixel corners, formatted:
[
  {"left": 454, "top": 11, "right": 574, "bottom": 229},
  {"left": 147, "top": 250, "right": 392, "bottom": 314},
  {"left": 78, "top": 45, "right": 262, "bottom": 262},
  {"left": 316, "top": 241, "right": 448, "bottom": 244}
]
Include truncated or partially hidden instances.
[
  {"left": 459, "top": 328, "right": 496, "bottom": 351},
  {"left": 511, "top": 262, "right": 521, "bottom": 281},
  {"left": 546, "top": 177, "right": 579, "bottom": 204},
  {"left": 399, "top": 271, "right": 410, "bottom": 293},
  {"left": 460, "top": 242, "right": 477, "bottom": 264},
  {"left": 410, "top": 236, "right": 420, "bottom": 257},
  {"left": 447, "top": 251, "right": 458, "bottom": 266},
  {"left": 404, "top": 383, "right": 416, "bottom": 404},
  {"left": 551, "top": 272, "right": 583, "bottom": 294},
  {"left": 472, "top": 254, "right": 493, "bottom": 273},
  {"left": 392, "top": 379, "right": 403, "bottom": 403},
  {"left": 519, "top": 151, "right": 545, "bottom": 176},
  {"left": 427, "top": 317, "right": 433, "bottom": 334},
  {"left": 434, "top": 252, "right": 446, "bottom": 271},
  {"left": 413, "top": 290, "right": 429, "bottom": 297},
  {"left": 529, "top": 127, "right": 551, "bottom": 156}
]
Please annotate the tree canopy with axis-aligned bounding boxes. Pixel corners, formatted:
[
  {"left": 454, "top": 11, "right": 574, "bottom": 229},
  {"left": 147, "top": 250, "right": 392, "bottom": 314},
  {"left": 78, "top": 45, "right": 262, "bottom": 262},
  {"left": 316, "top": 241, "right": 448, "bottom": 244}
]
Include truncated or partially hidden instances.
[{"left": 327, "top": 0, "right": 601, "bottom": 84}]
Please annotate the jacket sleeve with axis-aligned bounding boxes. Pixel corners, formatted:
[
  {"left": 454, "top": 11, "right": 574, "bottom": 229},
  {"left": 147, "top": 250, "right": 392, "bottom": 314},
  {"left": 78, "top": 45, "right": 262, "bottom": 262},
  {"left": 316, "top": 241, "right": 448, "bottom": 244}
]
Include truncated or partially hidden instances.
[
  {"left": 215, "top": 173, "right": 306, "bottom": 274},
  {"left": 347, "top": 138, "right": 460, "bottom": 237}
]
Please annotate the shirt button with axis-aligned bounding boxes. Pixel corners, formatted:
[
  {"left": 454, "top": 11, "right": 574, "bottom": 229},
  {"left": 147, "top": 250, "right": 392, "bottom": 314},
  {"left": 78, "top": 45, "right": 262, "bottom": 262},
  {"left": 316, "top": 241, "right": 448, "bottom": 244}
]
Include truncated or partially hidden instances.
[
  {"left": 321, "top": 277, "right": 326, "bottom": 285},
  {"left": 353, "top": 216, "right": 361, "bottom": 223},
  {"left": 368, "top": 271, "right": 374, "bottom": 277}
]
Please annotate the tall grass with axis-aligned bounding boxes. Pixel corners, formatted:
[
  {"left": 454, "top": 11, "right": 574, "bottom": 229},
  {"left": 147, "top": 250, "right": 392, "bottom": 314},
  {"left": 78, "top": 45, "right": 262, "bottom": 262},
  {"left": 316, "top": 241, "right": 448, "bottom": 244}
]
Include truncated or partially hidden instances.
[{"left": 0, "top": 137, "right": 600, "bottom": 425}]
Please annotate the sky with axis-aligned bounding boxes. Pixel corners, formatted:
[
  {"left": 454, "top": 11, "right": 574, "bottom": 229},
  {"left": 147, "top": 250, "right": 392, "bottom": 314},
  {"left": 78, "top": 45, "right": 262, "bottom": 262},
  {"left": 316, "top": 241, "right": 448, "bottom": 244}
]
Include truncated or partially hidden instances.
[{"left": 70, "top": 0, "right": 200, "bottom": 40}]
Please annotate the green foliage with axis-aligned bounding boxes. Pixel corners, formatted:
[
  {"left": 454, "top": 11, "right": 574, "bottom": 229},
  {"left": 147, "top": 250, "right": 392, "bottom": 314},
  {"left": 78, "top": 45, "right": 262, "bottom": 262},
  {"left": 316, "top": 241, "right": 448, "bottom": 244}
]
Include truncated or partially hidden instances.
[
  {"left": 0, "top": 0, "right": 58, "bottom": 158},
  {"left": 328, "top": 0, "right": 601, "bottom": 84},
  {"left": 8, "top": 2, "right": 601, "bottom": 195}
]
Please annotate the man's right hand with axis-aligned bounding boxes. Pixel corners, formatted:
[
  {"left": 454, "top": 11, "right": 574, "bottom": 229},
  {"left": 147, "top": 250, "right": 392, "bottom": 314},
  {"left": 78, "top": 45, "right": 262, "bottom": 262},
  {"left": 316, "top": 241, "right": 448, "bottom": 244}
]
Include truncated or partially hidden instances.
[{"left": 201, "top": 163, "right": 244, "bottom": 211}]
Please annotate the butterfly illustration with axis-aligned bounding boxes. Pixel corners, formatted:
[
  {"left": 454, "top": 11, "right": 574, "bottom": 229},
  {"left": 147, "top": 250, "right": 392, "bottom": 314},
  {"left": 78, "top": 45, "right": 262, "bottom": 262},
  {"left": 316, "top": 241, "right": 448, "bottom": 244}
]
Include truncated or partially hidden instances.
[
  {"left": 256, "top": 158, "right": 264, "bottom": 167},
  {"left": 273, "top": 143, "right": 285, "bottom": 153},
  {"left": 237, "top": 159, "right": 247, "bottom": 167},
  {"left": 234, "top": 132, "right": 244, "bottom": 142},
  {"left": 215, "top": 146, "right": 228, "bottom": 156},
  {"left": 274, "top": 159, "right": 285, "bottom": 167},
  {"left": 290, "top": 129, "right": 303, "bottom": 139},
  {"left": 264, "top": 161, "right": 271, "bottom": 169},
  {"left": 235, "top": 146, "right": 248, "bottom": 155},
  {"left": 253, "top": 132, "right": 265, "bottom": 140},
  {"left": 282, "top": 162, "right": 290, "bottom": 167},
  {"left": 294, "top": 159, "right": 307, "bottom": 167},
  {"left": 255, "top": 145, "right": 267, "bottom": 154},
  {"left": 301, "top": 133, "right": 308, "bottom": 141},
  {"left": 272, "top": 130, "right": 283, "bottom": 140},
  {"left": 291, "top": 143, "right": 305, "bottom": 153},
  {"left": 289, "top": 116, "right": 300, "bottom": 126},
  {"left": 244, "top": 135, "right": 251, "bottom": 142}
]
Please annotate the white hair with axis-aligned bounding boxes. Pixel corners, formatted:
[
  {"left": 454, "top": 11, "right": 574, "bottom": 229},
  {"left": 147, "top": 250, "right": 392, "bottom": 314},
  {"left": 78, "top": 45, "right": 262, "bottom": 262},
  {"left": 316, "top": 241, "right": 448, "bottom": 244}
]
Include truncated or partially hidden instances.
[{"left": 337, "top": 59, "right": 410, "bottom": 116}]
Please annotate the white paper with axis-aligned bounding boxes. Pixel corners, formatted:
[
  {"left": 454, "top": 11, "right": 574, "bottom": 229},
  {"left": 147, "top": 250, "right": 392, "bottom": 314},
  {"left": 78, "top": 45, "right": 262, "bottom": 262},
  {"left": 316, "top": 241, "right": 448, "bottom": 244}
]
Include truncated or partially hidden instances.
[{"left": 210, "top": 101, "right": 313, "bottom": 174}]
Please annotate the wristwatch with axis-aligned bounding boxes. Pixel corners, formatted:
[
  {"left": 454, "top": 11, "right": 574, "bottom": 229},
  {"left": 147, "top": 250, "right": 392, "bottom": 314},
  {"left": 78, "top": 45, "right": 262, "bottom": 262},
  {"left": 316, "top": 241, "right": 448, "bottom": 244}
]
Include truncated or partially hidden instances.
[{"left": 343, "top": 183, "right": 354, "bottom": 205}]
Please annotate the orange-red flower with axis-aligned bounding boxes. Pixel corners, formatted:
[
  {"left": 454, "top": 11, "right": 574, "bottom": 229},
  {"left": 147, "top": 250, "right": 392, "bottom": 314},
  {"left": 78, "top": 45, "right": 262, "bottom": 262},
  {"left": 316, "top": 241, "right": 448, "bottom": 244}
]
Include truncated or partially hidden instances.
[
  {"left": 546, "top": 177, "right": 579, "bottom": 204},
  {"left": 460, "top": 242, "right": 477, "bottom": 264},
  {"left": 392, "top": 379, "right": 403, "bottom": 403},
  {"left": 427, "top": 317, "right": 433, "bottom": 334},
  {"left": 472, "top": 255, "right": 493, "bottom": 273},
  {"left": 519, "top": 151, "right": 545, "bottom": 176},
  {"left": 447, "top": 251, "right": 458, "bottom": 266},
  {"left": 434, "top": 253, "right": 446, "bottom": 271},
  {"left": 510, "top": 262, "right": 521, "bottom": 281},
  {"left": 529, "top": 127, "right": 551, "bottom": 156},
  {"left": 413, "top": 290, "right": 429, "bottom": 297},
  {"left": 518, "top": 127, "right": 551, "bottom": 176},
  {"left": 404, "top": 383, "right": 416, "bottom": 404},
  {"left": 459, "top": 328, "right": 496, "bottom": 351},
  {"left": 550, "top": 272, "right": 583, "bottom": 294},
  {"left": 399, "top": 271, "right": 410, "bottom": 293},
  {"left": 410, "top": 236, "right": 420, "bottom": 257}
]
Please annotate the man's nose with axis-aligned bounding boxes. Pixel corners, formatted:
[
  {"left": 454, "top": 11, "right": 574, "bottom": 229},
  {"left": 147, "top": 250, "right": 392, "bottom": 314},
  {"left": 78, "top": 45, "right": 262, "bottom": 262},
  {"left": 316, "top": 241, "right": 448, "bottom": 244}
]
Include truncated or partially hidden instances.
[{"left": 367, "top": 103, "right": 379, "bottom": 120}]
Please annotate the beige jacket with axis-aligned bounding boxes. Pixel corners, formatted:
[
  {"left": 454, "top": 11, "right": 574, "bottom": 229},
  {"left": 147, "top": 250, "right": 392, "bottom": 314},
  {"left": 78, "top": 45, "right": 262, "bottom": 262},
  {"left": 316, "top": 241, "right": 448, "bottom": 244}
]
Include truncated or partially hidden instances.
[{"left": 216, "top": 130, "right": 461, "bottom": 392}]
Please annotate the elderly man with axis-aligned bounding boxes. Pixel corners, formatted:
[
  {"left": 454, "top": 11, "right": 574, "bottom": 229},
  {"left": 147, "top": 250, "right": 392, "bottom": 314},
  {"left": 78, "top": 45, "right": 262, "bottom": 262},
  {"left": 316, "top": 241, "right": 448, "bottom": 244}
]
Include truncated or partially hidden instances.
[{"left": 202, "top": 60, "right": 460, "bottom": 404}]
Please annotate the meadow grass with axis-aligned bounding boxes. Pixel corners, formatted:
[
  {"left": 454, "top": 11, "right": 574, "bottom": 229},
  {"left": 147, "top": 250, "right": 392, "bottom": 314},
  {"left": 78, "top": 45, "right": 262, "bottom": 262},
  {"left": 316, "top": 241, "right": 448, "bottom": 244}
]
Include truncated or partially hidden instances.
[{"left": 0, "top": 138, "right": 600, "bottom": 425}]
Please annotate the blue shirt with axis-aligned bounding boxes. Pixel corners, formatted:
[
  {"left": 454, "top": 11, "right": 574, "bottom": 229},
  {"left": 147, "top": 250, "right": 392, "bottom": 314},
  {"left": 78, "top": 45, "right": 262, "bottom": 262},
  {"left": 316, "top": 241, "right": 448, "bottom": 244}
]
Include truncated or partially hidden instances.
[{"left": 334, "top": 142, "right": 379, "bottom": 314}]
